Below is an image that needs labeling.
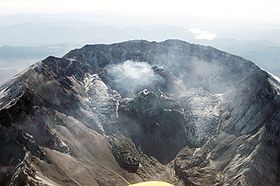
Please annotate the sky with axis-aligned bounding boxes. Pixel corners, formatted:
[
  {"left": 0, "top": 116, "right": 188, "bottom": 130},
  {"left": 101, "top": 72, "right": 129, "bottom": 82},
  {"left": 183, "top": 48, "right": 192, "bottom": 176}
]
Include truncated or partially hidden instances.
[
  {"left": 1, "top": 0, "right": 280, "bottom": 82},
  {"left": 1, "top": 0, "right": 280, "bottom": 23}
]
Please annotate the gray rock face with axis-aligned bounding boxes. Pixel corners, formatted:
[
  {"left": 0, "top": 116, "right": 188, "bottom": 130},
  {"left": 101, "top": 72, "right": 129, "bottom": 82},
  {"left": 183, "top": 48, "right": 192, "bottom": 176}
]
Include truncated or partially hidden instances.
[
  {"left": 109, "top": 135, "right": 141, "bottom": 172},
  {"left": 0, "top": 39, "right": 279, "bottom": 185},
  {"left": 117, "top": 90, "right": 195, "bottom": 164}
]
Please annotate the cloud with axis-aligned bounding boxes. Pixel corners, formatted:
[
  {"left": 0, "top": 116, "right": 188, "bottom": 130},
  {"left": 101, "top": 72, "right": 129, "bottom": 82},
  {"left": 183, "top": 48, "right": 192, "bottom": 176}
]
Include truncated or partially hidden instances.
[{"left": 189, "top": 28, "right": 216, "bottom": 40}]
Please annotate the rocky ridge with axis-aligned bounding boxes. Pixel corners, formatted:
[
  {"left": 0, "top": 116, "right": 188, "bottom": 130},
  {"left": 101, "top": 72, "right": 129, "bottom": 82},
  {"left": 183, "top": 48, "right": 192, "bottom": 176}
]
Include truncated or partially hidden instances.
[{"left": 0, "top": 40, "right": 279, "bottom": 185}]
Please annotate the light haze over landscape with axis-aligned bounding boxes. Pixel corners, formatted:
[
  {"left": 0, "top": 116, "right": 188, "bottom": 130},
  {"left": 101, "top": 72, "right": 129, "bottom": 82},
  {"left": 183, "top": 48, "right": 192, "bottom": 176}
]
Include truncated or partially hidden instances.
[{"left": 1, "top": 0, "right": 280, "bottom": 84}]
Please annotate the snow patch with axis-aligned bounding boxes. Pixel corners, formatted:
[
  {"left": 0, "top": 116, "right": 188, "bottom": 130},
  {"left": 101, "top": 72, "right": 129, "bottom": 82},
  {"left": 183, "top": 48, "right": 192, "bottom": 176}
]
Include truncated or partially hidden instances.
[
  {"left": 190, "top": 28, "right": 216, "bottom": 40},
  {"left": 0, "top": 88, "right": 8, "bottom": 100},
  {"left": 84, "top": 73, "right": 98, "bottom": 92},
  {"left": 182, "top": 88, "right": 222, "bottom": 142}
]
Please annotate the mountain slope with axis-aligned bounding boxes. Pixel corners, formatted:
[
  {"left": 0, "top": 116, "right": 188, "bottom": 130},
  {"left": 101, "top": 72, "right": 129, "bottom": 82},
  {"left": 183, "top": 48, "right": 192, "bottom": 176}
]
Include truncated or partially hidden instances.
[{"left": 0, "top": 40, "right": 279, "bottom": 186}]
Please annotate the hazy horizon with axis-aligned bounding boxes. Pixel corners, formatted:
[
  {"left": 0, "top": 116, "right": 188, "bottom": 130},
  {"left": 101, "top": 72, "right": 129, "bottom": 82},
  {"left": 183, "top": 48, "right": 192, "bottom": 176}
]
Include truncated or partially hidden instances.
[
  {"left": 1, "top": 0, "right": 280, "bottom": 23},
  {"left": 1, "top": 0, "right": 280, "bottom": 84}
]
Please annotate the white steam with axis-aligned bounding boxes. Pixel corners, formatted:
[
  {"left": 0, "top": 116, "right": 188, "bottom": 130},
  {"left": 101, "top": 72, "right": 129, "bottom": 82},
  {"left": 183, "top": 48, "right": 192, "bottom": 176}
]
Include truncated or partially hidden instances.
[
  {"left": 106, "top": 60, "right": 163, "bottom": 97},
  {"left": 182, "top": 59, "right": 226, "bottom": 93}
]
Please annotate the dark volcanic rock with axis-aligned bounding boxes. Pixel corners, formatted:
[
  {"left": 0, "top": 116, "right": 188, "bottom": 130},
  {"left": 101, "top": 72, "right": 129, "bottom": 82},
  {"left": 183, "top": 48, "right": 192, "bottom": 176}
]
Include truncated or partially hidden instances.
[
  {"left": 109, "top": 135, "right": 140, "bottom": 172},
  {"left": 0, "top": 39, "right": 280, "bottom": 185},
  {"left": 117, "top": 90, "right": 195, "bottom": 164}
]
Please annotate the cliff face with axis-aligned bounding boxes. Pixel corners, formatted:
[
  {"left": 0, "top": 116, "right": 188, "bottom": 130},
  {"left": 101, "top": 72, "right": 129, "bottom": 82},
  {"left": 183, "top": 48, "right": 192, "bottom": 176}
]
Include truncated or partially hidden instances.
[{"left": 0, "top": 40, "right": 279, "bottom": 186}]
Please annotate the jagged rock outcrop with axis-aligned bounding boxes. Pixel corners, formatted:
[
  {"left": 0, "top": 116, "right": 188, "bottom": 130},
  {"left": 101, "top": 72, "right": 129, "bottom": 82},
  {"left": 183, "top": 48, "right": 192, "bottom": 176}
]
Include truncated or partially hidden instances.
[
  {"left": 116, "top": 90, "right": 196, "bottom": 164},
  {"left": 109, "top": 135, "right": 141, "bottom": 172},
  {"left": 0, "top": 39, "right": 279, "bottom": 185}
]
